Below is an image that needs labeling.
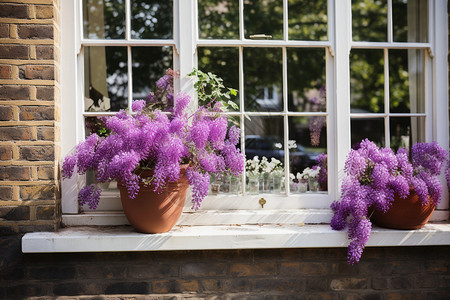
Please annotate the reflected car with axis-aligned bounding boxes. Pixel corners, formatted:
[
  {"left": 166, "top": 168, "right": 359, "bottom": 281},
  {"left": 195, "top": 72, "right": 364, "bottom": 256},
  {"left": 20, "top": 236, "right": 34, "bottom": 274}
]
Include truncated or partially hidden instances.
[{"left": 243, "top": 135, "right": 319, "bottom": 174}]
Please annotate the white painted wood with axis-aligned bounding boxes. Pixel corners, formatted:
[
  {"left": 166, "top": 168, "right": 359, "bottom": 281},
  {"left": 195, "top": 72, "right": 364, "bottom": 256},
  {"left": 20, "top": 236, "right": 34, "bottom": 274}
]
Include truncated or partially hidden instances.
[{"left": 22, "top": 223, "right": 450, "bottom": 253}]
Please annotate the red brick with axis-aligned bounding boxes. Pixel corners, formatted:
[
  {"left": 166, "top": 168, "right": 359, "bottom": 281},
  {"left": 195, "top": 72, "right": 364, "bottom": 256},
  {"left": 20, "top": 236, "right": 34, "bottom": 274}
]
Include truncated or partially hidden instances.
[
  {"left": 19, "top": 146, "right": 54, "bottom": 161},
  {"left": 0, "top": 45, "right": 29, "bottom": 60},
  {"left": 153, "top": 280, "right": 198, "bottom": 294},
  {"left": 0, "top": 186, "right": 12, "bottom": 200},
  {"left": 0, "top": 24, "right": 9, "bottom": 38},
  {"left": 0, "top": 3, "right": 29, "bottom": 18},
  {"left": 21, "top": 185, "right": 56, "bottom": 200},
  {"left": 0, "top": 127, "right": 32, "bottom": 141},
  {"left": 0, "top": 106, "right": 13, "bottom": 121},
  {"left": 0, "top": 85, "right": 31, "bottom": 100},
  {"left": 36, "top": 86, "right": 54, "bottom": 100},
  {"left": 0, "top": 206, "right": 30, "bottom": 221},
  {"left": 280, "top": 262, "right": 330, "bottom": 276},
  {"left": 20, "top": 65, "right": 54, "bottom": 80},
  {"left": 36, "top": 5, "right": 54, "bottom": 19},
  {"left": 230, "top": 262, "right": 277, "bottom": 277},
  {"left": 181, "top": 263, "right": 227, "bottom": 278},
  {"left": 37, "top": 127, "right": 54, "bottom": 140},
  {"left": 36, "top": 46, "right": 54, "bottom": 60},
  {"left": 20, "top": 106, "right": 54, "bottom": 121},
  {"left": 18, "top": 25, "right": 53, "bottom": 39},
  {"left": 0, "top": 145, "right": 13, "bottom": 160},
  {"left": 0, "top": 166, "right": 30, "bottom": 180},
  {"left": 37, "top": 166, "right": 55, "bottom": 180},
  {"left": 0, "top": 65, "right": 11, "bottom": 79}
]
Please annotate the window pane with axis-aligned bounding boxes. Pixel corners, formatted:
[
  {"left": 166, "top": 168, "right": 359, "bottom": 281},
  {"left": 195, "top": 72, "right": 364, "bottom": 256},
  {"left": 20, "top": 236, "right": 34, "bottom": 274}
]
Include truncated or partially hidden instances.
[
  {"left": 244, "top": 0, "right": 283, "bottom": 40},
  {"left": 350, "top": 49, "right": 384, "bottom": 113},
  {"left": 244, "top": 48, "right": 283, "bottom": 112},
  {"left": 244, "top": 117, "right": 284, "bottom": 193},
  {"left": 289, "top": 116, "right": 327, "bottom": 192},
  {"left": 198, "top": 47, "right": 240, "bottom": 107},
  {"left": 389, "top": 49, "right": 425, "bottom": 113},
  {"left": 83, "top": 0, "right": 125, "bottom": 39},
  {"left": 288, "top": 0, "right": 328, "bottom": 41},
  {"left": 393, "top": 0, "right": 428, "bottom": 42},
  {"left": 390, "top": 117, "right": 425, "bottom": 151},
  {"left": 352, "top": 0, "right": 387, "bottom": 42},
  {"left": 287, "top": 48, "right": 326, "bottom": 112},
  {"left": 351, "top": 118, "right": 385, "bottom": 147},
  {"left": 84, "top": 47, "right": 128, "bottom": 112},
  {"left": 131, "top": 0, "right": 173, "bottom": 39},
  {"left": 132, "top": 47, "right": 173, "bottom": 102},
  {"left": 198, "top": 0, "right": 239, "bottom": 39}
]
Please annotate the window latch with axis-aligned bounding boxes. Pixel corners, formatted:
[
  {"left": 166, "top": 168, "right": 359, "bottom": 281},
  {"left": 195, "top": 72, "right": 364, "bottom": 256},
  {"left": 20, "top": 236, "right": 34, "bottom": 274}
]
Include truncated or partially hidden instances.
[
  {"left": 249, "top": 34, "right": 272, "bottom": 40},
  {"left": 259, "top": 198, "right": 267, "bottom": 208}
]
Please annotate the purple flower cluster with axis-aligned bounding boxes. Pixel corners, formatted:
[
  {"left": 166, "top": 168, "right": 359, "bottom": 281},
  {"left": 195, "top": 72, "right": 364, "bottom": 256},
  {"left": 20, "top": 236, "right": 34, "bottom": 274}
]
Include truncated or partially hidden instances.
[
  {"left": 315, "top": 153, "right": 327, "bottom": 189},
  {"left": 62, "top": 70, "right": 245, "bottom": 211},
  {"left": 330, "top": 139, "right": 448, "bottom": 265}
]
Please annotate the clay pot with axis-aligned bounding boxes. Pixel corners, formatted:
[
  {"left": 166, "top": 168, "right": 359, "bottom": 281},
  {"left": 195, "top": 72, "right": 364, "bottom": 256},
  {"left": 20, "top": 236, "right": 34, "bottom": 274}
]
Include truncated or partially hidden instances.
[
  {"left": 371, "top": 189, "right": 435, "bottom": 230},
  {"left": 118, "top": 166, "right": 189, "bottom": 234}
]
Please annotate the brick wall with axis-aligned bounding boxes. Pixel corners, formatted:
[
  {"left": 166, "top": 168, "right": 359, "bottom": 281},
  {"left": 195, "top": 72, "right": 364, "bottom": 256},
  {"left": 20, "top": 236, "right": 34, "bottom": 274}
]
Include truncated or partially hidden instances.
[
  {"left": 0, "top": 0, "right": 61, "bottom": 234},
  {"left": 0, "top": 236, "right": 448, "bottom": 299}
]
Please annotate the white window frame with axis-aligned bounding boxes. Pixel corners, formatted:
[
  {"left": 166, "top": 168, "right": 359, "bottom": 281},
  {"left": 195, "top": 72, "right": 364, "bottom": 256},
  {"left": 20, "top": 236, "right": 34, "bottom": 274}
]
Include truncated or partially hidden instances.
[{"left": 60, "top": 0, "right": 448, "bottom": 226}]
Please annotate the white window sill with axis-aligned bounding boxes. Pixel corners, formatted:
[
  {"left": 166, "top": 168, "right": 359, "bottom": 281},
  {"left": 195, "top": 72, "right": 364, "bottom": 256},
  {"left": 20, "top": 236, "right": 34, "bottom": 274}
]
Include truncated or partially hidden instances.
[{"left": 22, "top": 223, "right": 450, "bottom": 253}]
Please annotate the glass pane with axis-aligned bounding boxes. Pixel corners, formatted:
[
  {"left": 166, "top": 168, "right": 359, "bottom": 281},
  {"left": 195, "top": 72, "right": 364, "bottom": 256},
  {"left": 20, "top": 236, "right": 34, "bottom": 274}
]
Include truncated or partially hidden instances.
[
  {"left": 287, "top": 48, "right": 326, "bottom": 112},
  {"left": 131, "top": 0, "right": 173, "bottom": 39},
  {"left": 289, "top": 116, "right": 327, "bottom": 192},
  {"left": 350, "top": 49, "right": 384, "bottom": 113},
  {"left": 198, "top": 0, "right": 239, "bottom": 39},
  {"left": 393, "top": 0, "right": 428, "bottom": 42},
  {"left": 352, "top": 0, "right": 387, "bottom": 42},
  {"left": 390, "top": 117, "right": 425, "bottom": 151},
  {"left": 198, "top": 47, "right": 240, "bottom": 107},
  {"left": 351, "top": 118, "right": 385, "bottom": 147},
  {"left": 288, "top": 0, "right": 328, "bottom": 41},
  {"left": 84, "top": 46, "right": 128, "bottom": 112},
  {"left": 132, "top": 47, "right": 173, "bottom": 101},
  {"left": 243, "top": 48, "right": 283, "bottom": 112},
  {"left": 83, "top": 0, "right": 125, "bottom": 39},
  {"left": 389, "top": 49, "right": 425, "bottom": 113},
  {"left": 244, "top": 0, "right": 283, "bottom": 40},
  {"left": 244, "top": 117, "right": 284, "bottom": 194}
]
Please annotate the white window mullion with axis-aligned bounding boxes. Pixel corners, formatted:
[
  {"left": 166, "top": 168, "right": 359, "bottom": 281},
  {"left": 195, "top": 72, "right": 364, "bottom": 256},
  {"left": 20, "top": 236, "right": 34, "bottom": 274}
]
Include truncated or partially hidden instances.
[
  {"left": 283, "top": 0, "right": 288, "bottom": 41},
  {"left": 387, "top": 0, "right": 393, "bottom": 43},
  {"left": 178, "top": 0, "right": 196, "bottom": 95},
  {"left": 127, "top": 46, "right": 133, "bottom": 111},
  {"left": 432, "top": 0, "right": 449, "bottom": 210},
  {"left": 239, "top": 0, "right": 244, "bottom": 40},
  {"left": 333, "top": 0, "right": 352, "bottom": 194},
  {"left": 125, "top": 0, "right": 131, "bottom": 41},
  {"left": 282, "top": 46, "right": 289, "bottom": 195},
  {"left": 239, "top": 45, "right": 246, "bottom": 195},
  {"left": 384, "top": 48, "right": 390, "bottom": 148}
]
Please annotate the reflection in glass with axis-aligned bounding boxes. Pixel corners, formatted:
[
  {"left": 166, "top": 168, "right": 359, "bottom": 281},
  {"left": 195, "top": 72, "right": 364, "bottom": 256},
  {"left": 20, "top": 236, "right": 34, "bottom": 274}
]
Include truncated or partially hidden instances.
[
  {"left": 198, "top": 47, "right": 240, "bottom": 107},
  {"left": 350, "top": 49, "right": 384, "bottom": 113},
  {"left": 244, "top": 0, "right": 283, "bottom": 40},
  {"left": 244, "top": 48, "right": 282, "bottom": 112},
  {"left": 84, "top": 46, "right": 128, "bottom": 112},
  {"left": 288, "top": 117, "right": 327, "bottom": 178},
  {"left": 83, "top": 0, "right": 125, "bottom": 39},
  {"left": 389, "top": 49, "right": 424, "bottom": 113},
  {"left": 198, "top": 0, "right": 239, "bottom": 39},
  {"left": 131, "top": 0, "right": 172, "bottom": 39},
  {"left": 288, "top": 0, "right": 327, "bottom": 41},
  {"left": 287, "top": 48, "right": 326, "bottom": 112},
  {"left": 393, "top": 0, "right": 428, "bottom": 42},
  {"left": 132, "top": 47, "right": 173, "bottom": 101},
  {"left": 352, "top": 0, "right": 387, "bottom": 42},
  {"left": 390, "top": 117, "right": 425, "bottom": 151},
  {"left": 351, "top": 118, "right": 385, "bottom": 147}
]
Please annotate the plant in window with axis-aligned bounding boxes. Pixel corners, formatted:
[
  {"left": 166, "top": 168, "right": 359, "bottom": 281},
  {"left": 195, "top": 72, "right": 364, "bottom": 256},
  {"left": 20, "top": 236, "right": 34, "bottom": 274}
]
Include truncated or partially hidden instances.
[
  {"left": 330, "top": 139, "right": 448, "bottom": 265},
  {"left": 315, "top": 153, "right": 327, "bottom": 190},
  {"left": 62, "top": 69, "right": 245, "bottom": 216}
]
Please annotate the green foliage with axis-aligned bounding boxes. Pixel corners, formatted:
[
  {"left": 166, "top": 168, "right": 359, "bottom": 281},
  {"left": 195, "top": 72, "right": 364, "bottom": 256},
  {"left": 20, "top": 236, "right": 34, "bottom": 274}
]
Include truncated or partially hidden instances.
[{"left": 188, "top": 68, "right": 239, "bottom": 112}]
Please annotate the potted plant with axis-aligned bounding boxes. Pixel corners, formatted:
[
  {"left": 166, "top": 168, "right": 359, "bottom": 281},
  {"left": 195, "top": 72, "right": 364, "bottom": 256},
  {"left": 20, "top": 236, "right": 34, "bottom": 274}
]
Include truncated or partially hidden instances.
[
  {"left": 62, "top": 69, "right": 245, "bottom": 233},
  {"left": 330, "top": 139, "right": 448, "bottom": 264}
]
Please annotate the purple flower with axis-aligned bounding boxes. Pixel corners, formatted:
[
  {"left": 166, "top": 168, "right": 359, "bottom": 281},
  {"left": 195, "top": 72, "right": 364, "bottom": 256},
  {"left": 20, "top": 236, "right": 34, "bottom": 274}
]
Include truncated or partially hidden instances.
[
  {"left": 78, "top": 184, "right": 102, "bottom": 209},
  {"left": 174, "top": 92, "right": 190, "bottom": 117},
  {"left": 132, "top": 99, "right": 146, "bottom": 112},
  {"left": 186, "top": 167, "right": 210, "bottom": 210}
]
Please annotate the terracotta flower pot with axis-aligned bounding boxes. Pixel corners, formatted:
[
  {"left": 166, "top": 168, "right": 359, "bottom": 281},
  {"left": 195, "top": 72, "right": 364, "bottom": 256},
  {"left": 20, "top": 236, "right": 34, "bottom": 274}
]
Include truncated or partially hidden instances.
[
  {"left": 371, "top": 189, "right": 435, "bottom": 230},
  {"left": 118, "top": 166, "right": 189, "bottom": 234}
]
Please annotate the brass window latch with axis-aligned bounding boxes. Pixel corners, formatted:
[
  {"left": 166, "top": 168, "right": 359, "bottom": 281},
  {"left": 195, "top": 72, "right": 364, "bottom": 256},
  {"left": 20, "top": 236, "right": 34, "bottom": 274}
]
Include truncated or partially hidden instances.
[
  {"left": 249, "top": 34, "right": 272, "bottom": 40},
  {"left": 259, "top": 198, "right": 267, "bottom": 208}
]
